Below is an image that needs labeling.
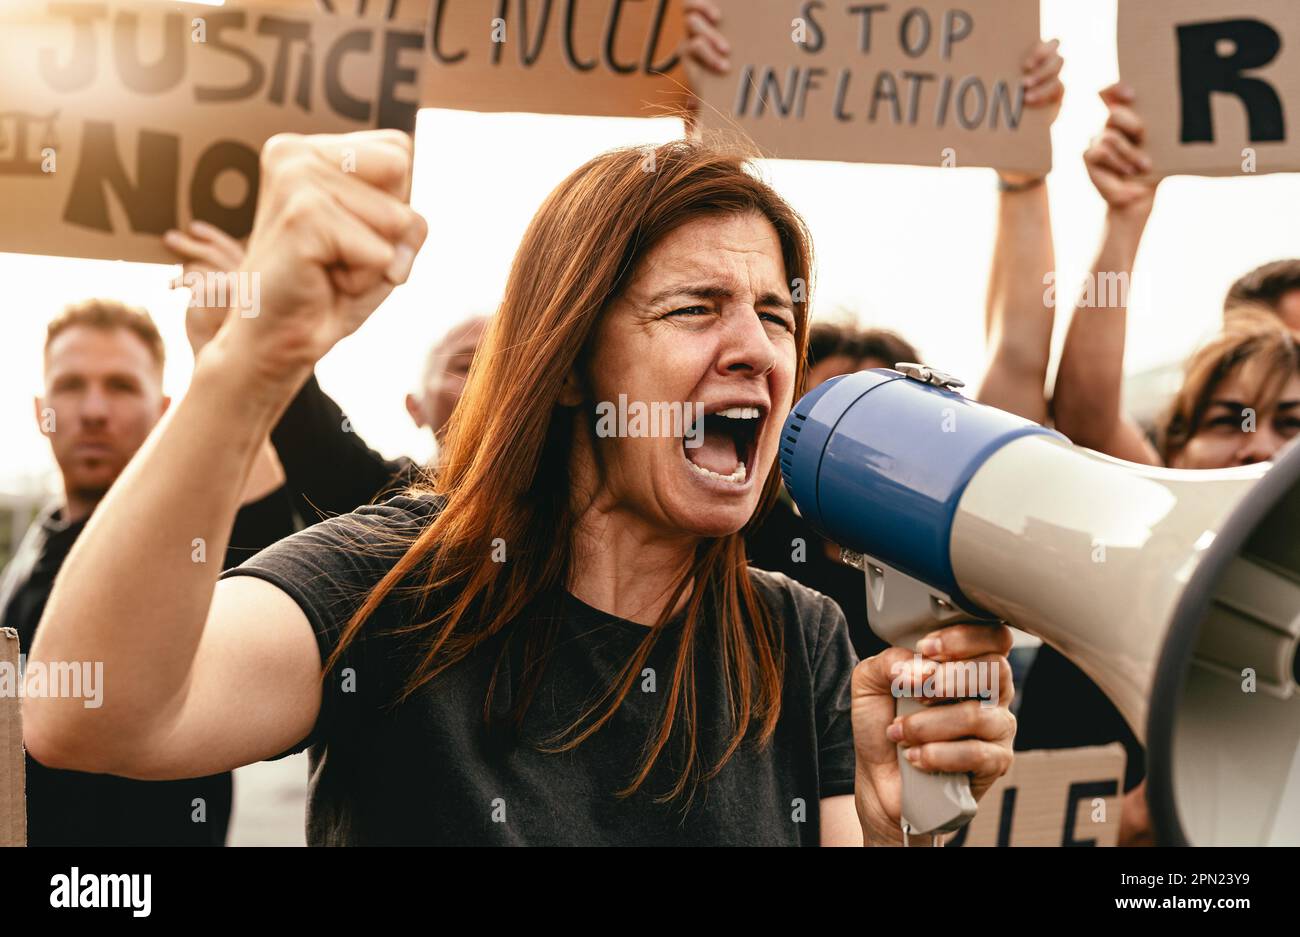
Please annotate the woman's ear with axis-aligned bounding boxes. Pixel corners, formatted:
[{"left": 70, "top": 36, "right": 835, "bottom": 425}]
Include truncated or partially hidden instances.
[{"left": 557, "top": 368, "right": 584, "bottom": 407}]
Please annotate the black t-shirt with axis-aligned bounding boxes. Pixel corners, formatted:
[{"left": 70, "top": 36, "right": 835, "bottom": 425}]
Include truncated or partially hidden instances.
[
  {"left": 0, "top": 487, "right": 297, "bottom": 845},
  {"left": 271, "top": 374, "right": 420, "bottom": 523},
  {"left": 747, "top": 496, "right": 889, "bottom": 661},
  {"left": 222, "top": 494, "right": 859, "bottom": 846}
]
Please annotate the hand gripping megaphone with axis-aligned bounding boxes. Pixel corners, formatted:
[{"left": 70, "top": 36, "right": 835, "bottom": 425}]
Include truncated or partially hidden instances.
[{"left": 779, "top": 365, "right": 1300, "bottom": 846}]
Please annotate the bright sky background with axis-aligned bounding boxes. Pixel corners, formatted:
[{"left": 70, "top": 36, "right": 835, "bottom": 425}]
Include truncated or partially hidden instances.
[{"left": 4, "top": 0, "right": 1300, "bottom": 497}]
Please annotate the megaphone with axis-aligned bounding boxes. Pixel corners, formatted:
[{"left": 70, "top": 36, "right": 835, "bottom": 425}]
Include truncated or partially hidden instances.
[{"left": 779, "top": 365, "right": 1300, "bottom": 846}]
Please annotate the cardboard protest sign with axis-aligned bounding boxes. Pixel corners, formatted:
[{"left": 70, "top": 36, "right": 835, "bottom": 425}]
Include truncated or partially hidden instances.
[
  {"left": 951, "top": 744, "right": 1126, "bottom": 847},
  {"left": 0, "top": 628, "right": 23, "bottom": 847},
  {"left": 258, "top": 0, "right": 431, "bottom": 21},
  {"left": 303, "top": 0, "right": 428, "bottom": 17},
  {"left": 0, "top": 1, "right": 427, "bottom": 264},
  {"left": 689, "top": 0, "right": 1051, "bottom": 174},
  {"left": 421, "top": 0, "right": 688, "bottom": 116},
  {"left": 262, "top": 0, "right": 690, "bottom": 117},
  {"left": 1119, "top": 0, "right": 1300, "bottom": 177}
]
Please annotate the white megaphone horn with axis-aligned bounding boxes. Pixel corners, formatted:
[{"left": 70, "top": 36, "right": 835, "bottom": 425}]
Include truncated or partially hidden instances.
[{"left": 778, "top": 365, "right": 1300, "bottom": 846}]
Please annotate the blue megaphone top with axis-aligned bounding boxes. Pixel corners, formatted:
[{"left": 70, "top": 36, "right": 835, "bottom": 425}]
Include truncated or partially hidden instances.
[{"left": 778, "top": 368, "right": 1064, "bottom": 610}]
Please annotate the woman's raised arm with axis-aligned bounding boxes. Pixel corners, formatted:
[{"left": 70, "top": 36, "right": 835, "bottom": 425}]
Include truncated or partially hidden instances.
[
  {"left": 24, "top": 130, "right": 427, "bottom": 778},
  {"left": 1051, "top": 84, "right": 1161, "bottom": 464},
  {"left": 978, "top": 39, "right": 1064, "bottom": 424}
]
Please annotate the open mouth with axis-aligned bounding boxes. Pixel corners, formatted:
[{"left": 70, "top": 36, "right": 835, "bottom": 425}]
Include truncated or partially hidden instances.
[{"left": 683, "top": 406, "right": 764, "bottom": 485}]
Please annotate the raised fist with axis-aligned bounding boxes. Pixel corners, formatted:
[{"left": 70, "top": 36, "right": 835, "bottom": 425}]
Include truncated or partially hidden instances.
[{"left": 229, "top": 129, "right": 428, "bottom": 384}]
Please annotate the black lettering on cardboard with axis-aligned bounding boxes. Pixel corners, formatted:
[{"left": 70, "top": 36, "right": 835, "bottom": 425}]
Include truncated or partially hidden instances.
[
  {"left": 379, "top": 29, "right": 423, "bottom": 131},
  {"left": 755, "top": 65, "right": 799, "bottom": 117},
  {"left": 190, "top": 140, "right": 258, "bottom": 238},
  {"left": 1062, "top": 780, "right": 1118, "bottom": 846},
  {"left": 429, "top": 0, "right": 468, "bottom": 64},
  {"left": 900, "top": 70, "right": 935, "bottom": 124},
  {"left": 734, "top": 63, "right": 755, "bottom": 114},
  {"left": 643, "top": 0, "right": 679, "bottom": 73},
  {"left": 847, "top": 3, "right": 887, "bottom": 55},
  {"left": 935, "top": 73, "right": 954, "bottom": 126},
  {"left": 0, "top": 111, "right": 57, "bottom": 175},
  {"left": 563, "top": 0, "right": 597, "bottom": 71},
  {"left": 798, "top": 1, "right": 826, "bottom": 54},
  {"left": 298, "top": 27, "right": 316, "bottom": 111},
  {"left": 604, "top": 0, "right": 639, "bottom": 75},
  {"left": 491, "top": 0, "right": 508, "bottom": 65},
  {"left": 519, "top": 0, "right": 555, "bottom": 66},
  {"left": 995, "top": 784, "right": 1017, "bottom": 845},
  {"left": 64, "top": 120, "right": 177, "bottom": 235},
  {"left": 1177, "top": 19, "right": 1285, "bottom": 144},
  {"left": 942, "top": 10, "right": 973, "bottom": 60},
  {"left": 39, "top": 2, "right": 107, "bottom": 93},
  {"left": 113, "top": 11, "right": 185, "bottom": 94},
  {"left": 195, "top": 12, "right": 266, "bottom": 104},
  {"left": 794, "top": 66, "right": 825, "bottom": 118},
  {"left": 869, "top": 70, "right": 901, "bottom": 123},
  {"left": 989, "top": 78, "right": 1023, "bottom": 131},
  {"left": 257, "top": 16, "right": 313, "bottom": 110},
  {"left": 492, "top": 0, "right": 553, "bottom": 67},
  {"left": 326, "top": 29, "right": 373, "bottom": 123},
  {"left": 955, "top": 74, "right": 986, "bottom": 129},
  {"left": 899, "top": 7, "right": 932, "bottom": 58},
  {"left": 949, "top": 785, "right": 1017, "bottom": 847},
  {"left": 833, "top": 68, "right": 853, "bottom": 121}
]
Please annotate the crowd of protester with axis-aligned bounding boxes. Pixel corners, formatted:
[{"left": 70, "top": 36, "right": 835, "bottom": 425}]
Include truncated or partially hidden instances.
[{"left": 3, "top": 2, "right": 1297, "bottom": 846}]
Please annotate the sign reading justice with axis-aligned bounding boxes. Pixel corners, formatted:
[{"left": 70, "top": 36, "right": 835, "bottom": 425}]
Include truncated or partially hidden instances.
[
  {"left": 689, "top": 0, "right": 1051, "bottom": 174},
  {"left": 0, "top": 0, "right": 427, "bottom": 264},
  {"left": 1120, "top": 0, "right": 1300, "bottom": 176}
]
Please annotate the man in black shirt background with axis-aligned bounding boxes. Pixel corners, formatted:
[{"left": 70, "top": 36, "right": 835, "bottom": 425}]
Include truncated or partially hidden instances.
[
  {"left": 166, "top": 219, "right": 491, "bottom": 524},
  {"left": 271, "top": 313, "right": 489, "bottom": 522},
  {"left": 0, "top": 299, "right": 295, "bottom": 845}
]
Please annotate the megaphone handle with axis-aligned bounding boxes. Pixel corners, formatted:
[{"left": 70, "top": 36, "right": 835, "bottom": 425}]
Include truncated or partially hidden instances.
[{"left": 896, "top": 695, "right": 979, "bottom": 841}]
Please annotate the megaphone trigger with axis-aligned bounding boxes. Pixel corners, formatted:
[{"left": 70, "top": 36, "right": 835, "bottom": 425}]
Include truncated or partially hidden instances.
[{"left": 854, "top": 553, "right": 988, "bottom": 838}]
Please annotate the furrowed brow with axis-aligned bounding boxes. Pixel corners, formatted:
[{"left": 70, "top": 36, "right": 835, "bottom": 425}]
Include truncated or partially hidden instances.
[
  {"left": 757, "top": 291, "right": 794, "bottom": 311},
  {"left": 646, "top": 285, "right": 735, "bottom": 307},
  {"left": 646, "top": 285, "right": 793, "bottom": 311}
]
